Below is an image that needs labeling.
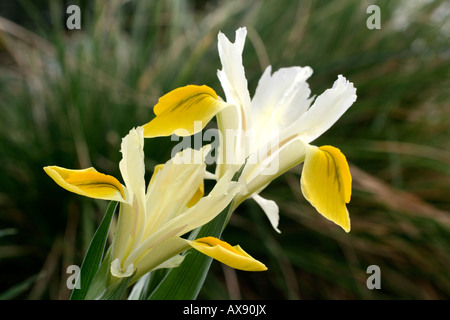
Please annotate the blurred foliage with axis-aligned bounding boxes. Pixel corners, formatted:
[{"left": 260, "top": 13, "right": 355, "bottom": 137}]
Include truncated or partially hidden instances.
[{"left": 0, "top": 0, "right": 449, "bottom": 299}]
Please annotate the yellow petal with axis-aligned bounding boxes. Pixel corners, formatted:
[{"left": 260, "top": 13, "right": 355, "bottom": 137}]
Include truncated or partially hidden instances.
[
  {"left": 188, "top": 237, "right": 267, "bottom": 272},
  {"left": 186, "top": 181, "right": 204, "bottom": 208},
  {"left": 44, "top": 166, "right": 126, "bottom": 202},
  {"left": 149, "top": 164, "right": 165, "bottom": 185},
  {"left": 142, "top": 85, "right": 230, "bottom": 137},
  {"left": 300, "top": 145, "right": 352, "bottom": 232}
]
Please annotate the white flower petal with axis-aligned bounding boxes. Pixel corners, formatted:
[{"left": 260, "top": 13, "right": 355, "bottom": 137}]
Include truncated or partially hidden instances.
[
  {"left": 217, "top": 27, "right": 252, "bottom": 131},
  {"left": 119, "top": 127, "right": 146, "bottom": 205},
  {"left": 175, "top": 170, "right": 241, "bottom": 233},
  {"left": 252, "top": 194, "right": 281, "bottom": 233},
  {"left": 145, "top": 148, "right": 206, "bottom": 235},
  {"left": 241, "top": 136, "right": 307, "bottom": 197},
  {"left": 288, "top": 75, "right": 357, "bottom": 143},
  {"left": 204, "top": 170, "right": 217, "bottom": 180},
  {"left": 151, "top": 254, "right": 185, "bottom": 271},
  {"left": 111, "top": 258, "right": 135, "bottom": 278},
  {"left": 132, "top": 236, "right": 190, "bottom": 281},
  {"left": 252, "top": 66, "right": 313, "bottom": 133},
  {"left": 133, "top": 170, "right": 241, "bottom": 262},
  {"left": 249, "top": 65, "right": 313, "bottom": 156},
  {"left": 111, "top": 202, "right": 135, "bottom": 263},
  {"left": 216, "top": 103, "right": 245, "bottom": 179}
]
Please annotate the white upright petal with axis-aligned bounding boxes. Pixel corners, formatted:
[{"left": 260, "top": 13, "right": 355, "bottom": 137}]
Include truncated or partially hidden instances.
[
  {"left": 252, "top": 194, "right": 281, "bottom": 233},
  {"left": 287, "top": 75, "right": 357, "bottom": 143},
  {"left": 144, "top": 170, "right": 241, "bottom": 249},
  {"left": 111, "top": 202, "right": 135, "bottom": 264},
  {"left": 217, "top": 27, "right": 252, "bottom": 129},
  {"left": 252, "top": 66, "right": 313, "bottom": 133},
  {"left": 117, "top": 127, "right": 148, "bottom": 251},
  {"left": 119, "top": 127, "right": 146, "bottom": 206},
  {"left": 144, "top": 148, "right": 206, "bottom": 236},
  {"left": 216, "top": 105, "right": 245, "bottom": 179}
]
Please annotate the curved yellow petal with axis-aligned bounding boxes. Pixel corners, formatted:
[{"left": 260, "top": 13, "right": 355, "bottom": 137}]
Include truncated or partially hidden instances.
[
  {"left": 142, "top": 85, "right": 230, "bottom": 138},
  {"left": 188, "top": 237, "right": 267, "bottom": 272},
  {"left": 300, "top": 145, "right": 352, "bottom": 232},
  {"left": 186, "top": 181, "right": 204, "bottom": 208},
  {"left": 149, "top": 164, "right": 164, "bottom": 185},
  {"left": 44, "top": 166, "right": 126, "bottom": 202}
]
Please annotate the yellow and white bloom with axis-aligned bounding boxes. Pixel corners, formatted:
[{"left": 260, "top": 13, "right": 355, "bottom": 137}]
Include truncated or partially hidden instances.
[
  {"left": 44, "top": 127, "right": 267, "bottom": 283},
  {"left": 142, "top": 27, "right": 357, "bottom": 233}
]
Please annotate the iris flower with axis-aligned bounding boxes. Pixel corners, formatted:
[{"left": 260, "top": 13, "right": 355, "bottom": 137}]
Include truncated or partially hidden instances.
[
  {"left": 142, "top": 27, "right": 357, "bottom": 233},
  {"left": 44, "top": 127, "right": 267, "bottom": 284}
]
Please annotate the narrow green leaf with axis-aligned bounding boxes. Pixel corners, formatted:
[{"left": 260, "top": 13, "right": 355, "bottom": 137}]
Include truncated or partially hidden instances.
[
  {"left": 93, "top": 272, "right": 135, "bottom": 300},
  {"left": 127, "top": 272, "right": 151, "bottom": 300},
  {"left": 128, "top": 269, "right": 168, "bottom": 300},
  {"left": 84, "top": 248, "right": 113, "bottom": 299},
  {"left": 70, "top": 201, "right": 118, "bottom": 300},
  {"left": 0, "top": 274, "right": 40, "bottom": 300}
]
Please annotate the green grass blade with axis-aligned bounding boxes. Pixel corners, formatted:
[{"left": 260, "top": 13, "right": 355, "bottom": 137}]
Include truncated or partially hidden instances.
[
  {"left": 70, "top": 201, "right": 118, "bottom": 300},
  {"left": 128, "top": 269, "right": 168, "bottom": 300},
  {"left": 0, "top": 274, "right": 40, "bottom": 300},
  {"left": 93, "top": 273, "right": 135, "bottom": 300}
]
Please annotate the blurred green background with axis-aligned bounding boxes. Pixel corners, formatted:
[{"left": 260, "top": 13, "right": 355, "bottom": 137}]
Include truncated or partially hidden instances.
[{"left": 0, "top": 0, "right": 449, "bottom": 300}]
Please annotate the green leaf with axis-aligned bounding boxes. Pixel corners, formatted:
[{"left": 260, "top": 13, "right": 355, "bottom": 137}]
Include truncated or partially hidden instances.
[
  {"left": 70, "top": 201, "right": 118, "bottom": 300},
  {"left": 93, "top": 272, "right": 135, "bottom": 300},
  {"left": 127, "top": 269, "right": 168, "bottom": 300},
  {"left": 0, "top": 274, "right": 40, "bottom": 300}
]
